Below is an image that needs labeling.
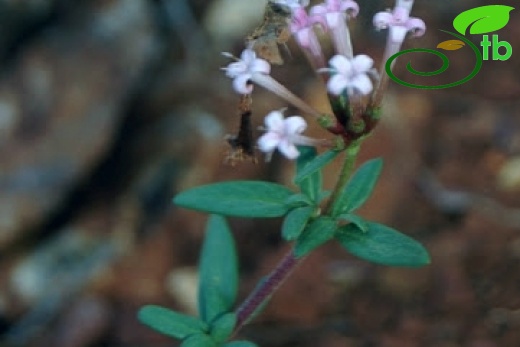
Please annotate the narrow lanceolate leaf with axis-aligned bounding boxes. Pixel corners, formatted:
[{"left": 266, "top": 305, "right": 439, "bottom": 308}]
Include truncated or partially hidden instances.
[
  {"left": 174, "top": 181, "right": 294, "bottom": 218},
  {"left": 199, "top": 216, "right": 239, "bottom": 323},
  {"left": 337, "top": 213, "right": 368, "bottom": 232},
  {"left": 336, "top": 222, "right": 431, "bottom": 267},
  {"left": 332, "top": 158, "right": 383, "bottom": 216},
  {"left": 180, "top": 333, "right": 216, "bottom": 347},
  {"left": 224, "top": 341, "right": 259, "bottom": 347},
  {"left": 282, "top": 206, "right": 315, "bottom": 241},
  {"left": 294, "top": 149, "right": 340, "bottom": 184},
  {"left": 210, "top": 312, "right": 236, "bottom": 343},
  {"left": 295, "top": 146, "right": 322, "bottom": 201},
  {"left": 295, "top": 217, "right": 337, "bottom": 258},
  {"left": 138, "top": 305, "right": 208, "bottom": 340}
]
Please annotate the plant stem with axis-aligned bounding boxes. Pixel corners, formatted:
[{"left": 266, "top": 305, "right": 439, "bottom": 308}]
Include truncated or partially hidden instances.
[
  {"left": 324, "top": 140, "right": 362, "bottom": 214},
  {"left": 234, "top": 250, "right": 300, "bottom": 333},
  {"left": 232, "top": 142, "right": 363, "bottom": 336}
]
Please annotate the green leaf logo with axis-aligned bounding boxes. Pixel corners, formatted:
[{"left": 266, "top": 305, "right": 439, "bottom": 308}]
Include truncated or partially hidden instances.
[
  {"left": 436, "top": 39, "right": 465, "bottom": 51},
  {"left": 453, "top": 5, "right": 514, "bottom": 35}
]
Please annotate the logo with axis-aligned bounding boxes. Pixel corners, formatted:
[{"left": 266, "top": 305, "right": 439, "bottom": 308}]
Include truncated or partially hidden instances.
[{"left": 386, "top": 5, "right": 515, "bottom": 89}]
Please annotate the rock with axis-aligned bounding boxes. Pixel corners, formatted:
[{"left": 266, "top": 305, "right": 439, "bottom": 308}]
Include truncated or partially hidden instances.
[{"left": 0, "top": 0, "right": 158, "bottom": 250}]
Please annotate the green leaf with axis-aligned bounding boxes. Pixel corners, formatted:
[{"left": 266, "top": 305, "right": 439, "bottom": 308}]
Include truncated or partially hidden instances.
[
  {"left": 282, "top": 206, "right": 315, "bottom": 241},
  {"left": 199, "top": 216, "right": 239, "bottom": 323},
  {"left": 337, "top": 213, "right": 368, "bottom": 232},
  {"left": 285, "top": 193, "right": 313, "bottom": 208},
  {"left": 224, "top": 341, "right": 259, "bottom": 347},
  {"left": 174, "top": 181, "right": 294, "bottom": 218},
  {"left": 295, "top": 146, "right": 322, "bottom": 201},
  {"left": 294, "top": 149, "right": 340, "bottom": 185},
  {"left": 138, "top": 305, "right": 208, "bottom": 340},
  {"left": 331, "top": 158, "right": 383, "bottom": 216},
  {"left": 453, "top": 5, "right": 514, "bottom": 35},
  {"left": 181, "top": 334, "right": 217, "bottom": 347},
  {"left": 210, "top": 312, "right": 236, "bottom": 343},
  {"left": 295, "top": 217, "right": 337, "bottom": 258},
  {"left": 336, "top": 222, "right": 431, "bottom": 267}
]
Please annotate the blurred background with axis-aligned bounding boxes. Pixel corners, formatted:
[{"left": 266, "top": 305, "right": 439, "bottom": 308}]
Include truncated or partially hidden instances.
[{"left": 0, "top": 0, "right": 519, "bottom": 346}]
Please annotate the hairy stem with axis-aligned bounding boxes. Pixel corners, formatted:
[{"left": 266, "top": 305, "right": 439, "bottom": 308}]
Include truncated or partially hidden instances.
[{"left": 234, "top": 250, "right": 300, "bottom": 333}]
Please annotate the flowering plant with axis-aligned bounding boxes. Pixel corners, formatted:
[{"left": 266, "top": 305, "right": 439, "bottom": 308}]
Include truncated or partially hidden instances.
[{"left": 138, "top": 1, "right": 428, "bottom": 346}]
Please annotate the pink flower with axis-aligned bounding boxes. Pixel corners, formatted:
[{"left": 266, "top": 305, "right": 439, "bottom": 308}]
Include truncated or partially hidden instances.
[
  {"left": 310, "top": 0, "right": 359, "bottom": 30},
  {"left": 373, "top": 0, "right": 425, "bottom": 43},
  {"left": 326, "top": 54, "right": 374, "bottom": 96},
  {"left": 257, "top": 110, "right": 316, "bottom": 160},
  {"left": 222, "top": 49, "right": 271, "bottom": 94},
  {"left": 310, "top": 0, "right": 359, "bottom": 58},
  {"left": 289, "top": 6, "right": 324, "bottom": 59}
]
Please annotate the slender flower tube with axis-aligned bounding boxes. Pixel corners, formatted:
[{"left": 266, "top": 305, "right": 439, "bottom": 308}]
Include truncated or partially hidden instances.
[
  {"left": 310, "top": 0, "right": 359, "bottom": 58},
  {"left": 257, "top": 110, "right": 321, "bottom": 160},
  {"left": 222, "top": 49, "right": 271, "bottom": 94},
  {"left": 290, "top": 6, "right": 327, "bottom": 70},
  {"left": 323, "top": 54, "right": 375, "bottom": 96},
  {"left": 370, "top": 0, "right": 425, "bottom": 107}
]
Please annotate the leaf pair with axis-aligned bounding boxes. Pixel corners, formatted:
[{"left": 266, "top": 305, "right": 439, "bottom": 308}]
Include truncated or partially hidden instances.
[{"left": 139, "top": 216, "right": 257, "bottom": 346}]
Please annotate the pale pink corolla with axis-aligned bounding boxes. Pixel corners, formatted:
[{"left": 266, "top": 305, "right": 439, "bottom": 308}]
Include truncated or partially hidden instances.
[
  {"left": 310, "top": 0, "right": 359, "bottom": 29},
  {"left": 373, "top": 0, "right": 425, "bottom": 43},
  {"left": 289, "top": 6, "right": 325, "bottom": 61},
  {"left": 222, "top": 49, "right": 271, "bottom": 94},
  {"left": 257, "top": 110, "right": 315, "bottom": 160},
  {"left": 326, "top": 54, "right": 374, "bottom": 96}
]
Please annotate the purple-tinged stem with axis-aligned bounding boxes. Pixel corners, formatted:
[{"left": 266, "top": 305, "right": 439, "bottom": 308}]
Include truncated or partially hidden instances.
[{"left": 234, "top": 250, "right": 301, "bottom": 332}]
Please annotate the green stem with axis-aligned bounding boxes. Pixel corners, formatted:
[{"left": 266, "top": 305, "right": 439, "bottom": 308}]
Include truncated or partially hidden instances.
[{"left": 325, "top": 140, "right": 362, "bottom": 214}]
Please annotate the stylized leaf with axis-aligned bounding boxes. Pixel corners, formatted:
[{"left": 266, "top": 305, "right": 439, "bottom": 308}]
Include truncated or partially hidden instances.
[
  {"left": 453, "top": 5, "right": 514, "bottom": 35},
  {"left": 198, "top": 216, "right": 238, "bottom": 323},
  {"left": 295, "top": 146, "right": 322, "bottom": 202},
  {"left": 331, "top": 158, "right": 383, "bottom": 216},
  {"left": 282, "top": 206, "right": 315, "bottom": 241},
  {"left": 336, "top": 222, "right": 431, "bottom": 267},
  {"left": 174, "top": 181, "right": 294, "bottom": 218},
  {"left": 436, "top": 39, "right": 465, "bottom": 50},
  {"left": 295, "top": 217, "right": 337, "bottom": 257},
  {"left": 138, "top": 305, "right": 208, "bottom": 340}
]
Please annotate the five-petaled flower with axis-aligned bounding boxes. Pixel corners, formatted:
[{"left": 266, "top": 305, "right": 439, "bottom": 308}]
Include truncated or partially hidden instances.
[
  {"left": 257, "top": 110, "right": 316, "bottom": 160},
  {"left": 326, "top": 54, "right": 374, "bottom": 96},
  {"left": 222, "top": 49, "right": 271, "bottom": 94},
  {"left": 373, "top": 0, "right": 425, "bottom": 43}
]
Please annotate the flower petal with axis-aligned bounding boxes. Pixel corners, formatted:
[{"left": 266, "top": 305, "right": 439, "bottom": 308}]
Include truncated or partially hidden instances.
[
  {"left": 232, "top": 74, "right": 253, "bottom": 94},
  {"left": 284, "top": 116, "right": 307, "bottom": 135},
  {"left": 327, "top": 74, "right": 349, "bottom": 95},
  {"left": 406, "top": 17, "right": 426, "bottom": 37},
  {"left": 250, "top": 58, "right": 271, "bottom": 75},
  {"left": 373, "top": 11, "right": 393, "bottom": 29},
  {"left": 258, "top": 132, "right": 281, "bottom": 152},
  {"left": 278, "top": 139, "right": 300, "bottom": 159},
  {"left": 351, "top": 73, "right": 373, "bottom": 95},
  {"left": 264, "top": 110, "right": 285, "bottom": 132},
  {"left": 224, "top": 61, "right": 246, "bottom": 78},
  {"left": 329, "top": 54, "right": 352, "bottom": 75},
  {"left": 352, "top": 54, "right": 373, "bottom": 73},
  {"left": 339, "top": 0, "right": 359, "bottom": 17},
  {"left": 240, "top": 49, "right": 256, "bottom": 64}
]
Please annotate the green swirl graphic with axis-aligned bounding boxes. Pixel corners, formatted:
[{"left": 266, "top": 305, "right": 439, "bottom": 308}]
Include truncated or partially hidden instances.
[{"left": 385, "top": 30, "right": 483, "bottom": 89}]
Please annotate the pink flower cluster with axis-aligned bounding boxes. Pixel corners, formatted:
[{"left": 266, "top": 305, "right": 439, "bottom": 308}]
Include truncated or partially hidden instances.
[{"left": 222, "top": 0, "right": 425, "bottom": 160}]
